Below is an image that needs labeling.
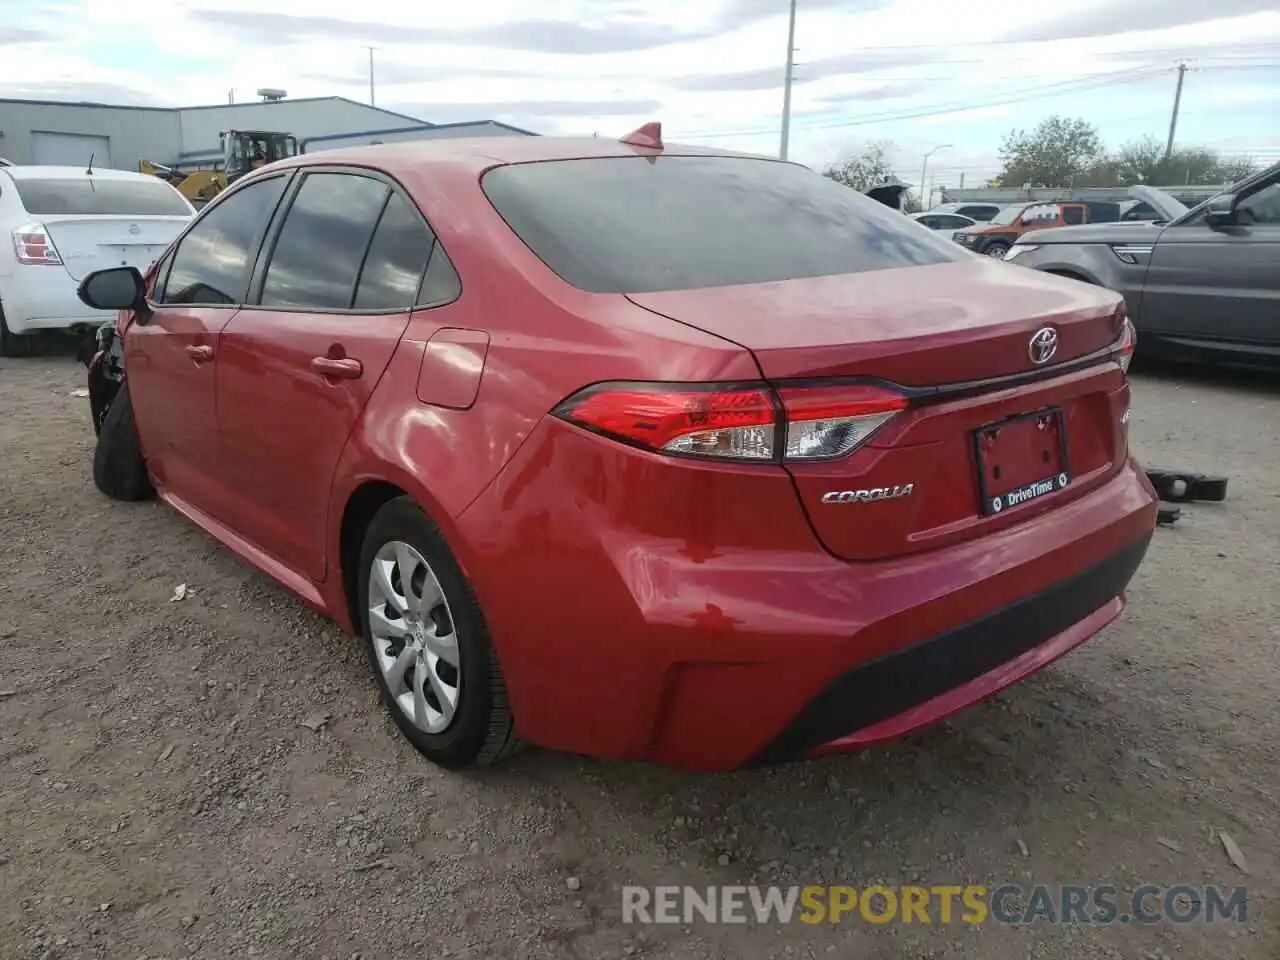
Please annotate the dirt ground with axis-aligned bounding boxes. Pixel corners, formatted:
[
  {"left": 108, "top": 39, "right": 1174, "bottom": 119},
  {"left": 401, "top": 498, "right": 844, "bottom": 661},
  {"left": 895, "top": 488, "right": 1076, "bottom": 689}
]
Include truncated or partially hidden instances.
[{"left": 1, "top": 347, "right": 1276, "bottom": 960}]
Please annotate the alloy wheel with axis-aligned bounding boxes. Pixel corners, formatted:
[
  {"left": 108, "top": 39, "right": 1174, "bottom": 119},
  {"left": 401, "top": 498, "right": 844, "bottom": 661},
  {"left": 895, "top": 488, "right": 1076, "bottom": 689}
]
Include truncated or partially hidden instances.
[{"left": 367, "top": 540, "right": 461, "bottom": 734}]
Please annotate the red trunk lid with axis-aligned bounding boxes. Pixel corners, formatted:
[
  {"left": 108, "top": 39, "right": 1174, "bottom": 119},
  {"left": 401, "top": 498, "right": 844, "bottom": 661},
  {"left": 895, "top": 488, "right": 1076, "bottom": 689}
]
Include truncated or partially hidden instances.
[
  {"left": 627, "top": 260, "right": 1130, "bottom": 561},
  {"left": 626, "top": 259, "right": 1122, "bottom": 386}
]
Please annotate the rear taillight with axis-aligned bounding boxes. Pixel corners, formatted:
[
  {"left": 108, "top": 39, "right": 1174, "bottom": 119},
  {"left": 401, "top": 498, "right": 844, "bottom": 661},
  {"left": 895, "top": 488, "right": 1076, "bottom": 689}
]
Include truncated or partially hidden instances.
[
  {"left": 777, "top": 383, "right": 908, "bottom": 460},
  {"left": 1115, "top": 312, "right": 1136, "bottom": 374},
  {"left": 12, "top": 222, "right": 62, "bottom": 265},
  {"left": 552, "top": 381, "right": 908, "bottom": 463}
]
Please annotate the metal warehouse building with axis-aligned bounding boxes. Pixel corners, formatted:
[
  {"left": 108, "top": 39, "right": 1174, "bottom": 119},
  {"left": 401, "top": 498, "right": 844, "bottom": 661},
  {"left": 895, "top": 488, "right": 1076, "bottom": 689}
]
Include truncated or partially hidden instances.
[{"left": 0, "top": 95, "right": 535, "bottom": 171}]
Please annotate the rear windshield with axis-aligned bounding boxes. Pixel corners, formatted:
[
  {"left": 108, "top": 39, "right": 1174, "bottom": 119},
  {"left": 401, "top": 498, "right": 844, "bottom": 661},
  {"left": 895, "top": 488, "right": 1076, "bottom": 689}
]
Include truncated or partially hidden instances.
[
  {"left": 12, "top": 178, "right": 191, "bottom": 216},
  {"left": 481, "top": 156, "right": 963, "bottom": 294}
]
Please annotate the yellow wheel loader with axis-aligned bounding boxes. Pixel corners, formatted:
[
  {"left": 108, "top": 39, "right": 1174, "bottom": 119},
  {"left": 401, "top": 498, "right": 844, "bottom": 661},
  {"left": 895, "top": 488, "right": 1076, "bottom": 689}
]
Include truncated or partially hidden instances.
[{"left": 140, "top": 129, "right": 300, "bottom": 206}]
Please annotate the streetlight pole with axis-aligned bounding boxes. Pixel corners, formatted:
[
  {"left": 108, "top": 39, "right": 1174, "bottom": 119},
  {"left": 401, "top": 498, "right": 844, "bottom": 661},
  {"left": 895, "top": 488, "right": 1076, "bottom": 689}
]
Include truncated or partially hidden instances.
[
  {"left": 919, "top": 144, "right": 951, "bottom": 210},
  {"left": 779, "top": 0, "right": 798, "bottom": 160}
]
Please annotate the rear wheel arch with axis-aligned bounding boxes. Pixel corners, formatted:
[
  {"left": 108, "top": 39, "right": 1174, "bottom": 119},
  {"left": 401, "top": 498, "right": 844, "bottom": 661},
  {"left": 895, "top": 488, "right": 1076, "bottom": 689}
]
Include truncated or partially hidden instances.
[
  {"left": 336, "top": 477, "right": 478, "bottom": 634},
  {"left": 339, "top": 480, "right": 410, "bottom": 634}
]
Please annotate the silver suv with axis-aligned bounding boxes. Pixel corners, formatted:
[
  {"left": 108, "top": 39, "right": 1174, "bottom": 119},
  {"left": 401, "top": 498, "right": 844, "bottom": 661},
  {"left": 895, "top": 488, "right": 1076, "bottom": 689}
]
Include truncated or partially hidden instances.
[{"left": 1004, "top": 166, "right": 1280, "bottom": 369}]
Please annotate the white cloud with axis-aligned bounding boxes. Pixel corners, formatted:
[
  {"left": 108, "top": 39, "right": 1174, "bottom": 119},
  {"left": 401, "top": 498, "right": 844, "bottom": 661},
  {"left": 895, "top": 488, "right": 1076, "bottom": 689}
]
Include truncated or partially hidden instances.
[{"left": 1, "top": 0, "right": 1277, "bottom": 177}]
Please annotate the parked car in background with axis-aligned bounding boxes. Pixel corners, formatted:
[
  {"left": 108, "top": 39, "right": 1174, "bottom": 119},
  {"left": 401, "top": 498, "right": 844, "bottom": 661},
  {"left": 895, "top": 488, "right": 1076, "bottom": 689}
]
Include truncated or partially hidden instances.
[
  {"left": 953, "top": 201, "right": 1122, "bottom": 259},
  {"left": 928, "top": 201, "right": 1005, "bottom": 222},
  {"left": 911, "top": 211, "right": 977, "bottom": 235},
  {"left": 0, "top": 165, "right": 193, "bottom": 356},
  {"left": 1005, "top": 167, "right": 1280, "bottom": 369},
  {"left": 75, "top": 133, "right": 1155, "bottom": 772}
]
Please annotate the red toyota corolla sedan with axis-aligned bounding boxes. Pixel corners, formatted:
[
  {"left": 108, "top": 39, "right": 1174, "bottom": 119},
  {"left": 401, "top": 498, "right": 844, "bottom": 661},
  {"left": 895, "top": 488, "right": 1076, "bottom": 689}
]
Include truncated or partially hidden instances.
[{"left": 75, "top": 128, "right": 1157, "bottom": 772}]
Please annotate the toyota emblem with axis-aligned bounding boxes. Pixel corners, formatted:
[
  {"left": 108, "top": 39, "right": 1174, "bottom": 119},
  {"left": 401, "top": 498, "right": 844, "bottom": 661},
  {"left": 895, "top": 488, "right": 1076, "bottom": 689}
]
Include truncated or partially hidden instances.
[
  {"left": 1028, "top": 327, "right": 1058, "bottom": 365},
  {"left": 128, "top": 223, "right": 141, "bottom": 236}
]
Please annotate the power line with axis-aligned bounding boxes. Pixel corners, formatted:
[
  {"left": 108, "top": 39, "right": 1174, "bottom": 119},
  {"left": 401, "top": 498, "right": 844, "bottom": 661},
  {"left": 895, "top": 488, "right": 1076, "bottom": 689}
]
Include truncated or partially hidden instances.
[{"left": 680, "top": 66, "right": 1172, "bottom": 140}]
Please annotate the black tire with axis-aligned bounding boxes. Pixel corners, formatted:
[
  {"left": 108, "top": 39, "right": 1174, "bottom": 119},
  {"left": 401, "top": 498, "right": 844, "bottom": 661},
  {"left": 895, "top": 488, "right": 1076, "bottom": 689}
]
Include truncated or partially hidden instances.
[
  {"left": 92, "top": 381, "right": 156, "bottom": 501},
  {"left": 0, "top": 306, "right": 36, "bottom": 358},
  {"left": 357, "top": 497, "right": 517, "bottom": 769},
  {"left": 983, "top": 242, "right": 1010, "bottom": 259}
]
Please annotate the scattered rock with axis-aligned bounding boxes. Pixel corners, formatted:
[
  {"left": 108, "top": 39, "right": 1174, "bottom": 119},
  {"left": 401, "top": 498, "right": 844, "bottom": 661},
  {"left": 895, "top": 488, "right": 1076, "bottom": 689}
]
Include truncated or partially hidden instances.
[
  {"left": 1015, "top": 839, "right": 1030, "bottom": 858},
  {"left": 1157, "top": 837, "right": 1183, "bottom": 853},
  {"left": 352, "top": 859, "right": 392, "bottom": 873},
  {"left": 565, "top": 876, "right": 581, "bottom": 892},
  {"left": 169, "top": 583, "right": 188, "bottom": 603},
  {"left": 158, "top": 744, "right": 175, "bottom": 763},
  {"left": 299, "top": 712, "right": 331, "bottom": 733},
  {"left": 718, "top": 854, "right": 731, "bottom": 866}
]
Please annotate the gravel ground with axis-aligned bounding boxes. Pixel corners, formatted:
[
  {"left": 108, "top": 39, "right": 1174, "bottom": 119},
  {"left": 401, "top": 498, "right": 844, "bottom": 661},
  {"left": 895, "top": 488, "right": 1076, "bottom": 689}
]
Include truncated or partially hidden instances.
[{"left": 0, "top": 349, "right": 1276, "bottom": 960}]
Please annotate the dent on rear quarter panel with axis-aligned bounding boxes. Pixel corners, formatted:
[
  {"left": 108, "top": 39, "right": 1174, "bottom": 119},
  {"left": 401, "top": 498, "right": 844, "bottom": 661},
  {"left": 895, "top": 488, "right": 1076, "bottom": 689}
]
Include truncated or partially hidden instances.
[{"left": 323, "top": 159, "right": 761, "bottom": 599}]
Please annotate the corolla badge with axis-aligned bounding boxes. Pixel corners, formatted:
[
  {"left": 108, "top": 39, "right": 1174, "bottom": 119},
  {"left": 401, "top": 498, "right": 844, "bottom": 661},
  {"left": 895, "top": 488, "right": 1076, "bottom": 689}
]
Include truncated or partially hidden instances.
[
  {"left": 821, "top": 484, "right": 914, "bottom": 504},
  {"left": 1028, "top": 327, "right": 1059, "bottom": 365}
]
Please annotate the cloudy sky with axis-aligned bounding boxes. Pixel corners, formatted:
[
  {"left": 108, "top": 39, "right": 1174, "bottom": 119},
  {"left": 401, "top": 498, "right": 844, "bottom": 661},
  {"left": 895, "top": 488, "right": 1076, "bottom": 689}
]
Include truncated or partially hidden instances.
[{"left": 2, "top": 0, "right": 1277, "bottom": 187}]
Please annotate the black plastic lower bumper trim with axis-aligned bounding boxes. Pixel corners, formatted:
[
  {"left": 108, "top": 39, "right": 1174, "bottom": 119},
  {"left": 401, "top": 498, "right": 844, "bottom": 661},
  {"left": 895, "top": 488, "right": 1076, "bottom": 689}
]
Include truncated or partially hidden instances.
[{"left": 747, "top": 534, "right": 1152, "bottom": 766}]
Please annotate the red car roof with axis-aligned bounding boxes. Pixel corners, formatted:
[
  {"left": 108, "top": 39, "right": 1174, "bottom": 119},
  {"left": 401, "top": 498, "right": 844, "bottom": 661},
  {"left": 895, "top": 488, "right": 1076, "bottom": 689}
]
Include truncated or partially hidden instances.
[{"left": 280, "top": 135, "right": 769, "bottom": 178}]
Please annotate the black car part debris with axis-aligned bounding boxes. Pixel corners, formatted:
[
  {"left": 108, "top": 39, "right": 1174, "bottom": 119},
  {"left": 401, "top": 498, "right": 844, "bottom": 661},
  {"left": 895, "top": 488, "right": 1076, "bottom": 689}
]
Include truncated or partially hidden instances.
[
  {"left": 1144, "top": 469, "right": 1229, "bottom": 504},
  {"left": 1156, "top": 504, "right": 1181, "bottom": 526},
  {"left": 85, "top": 322, "right": 126, "bottom": 436}
]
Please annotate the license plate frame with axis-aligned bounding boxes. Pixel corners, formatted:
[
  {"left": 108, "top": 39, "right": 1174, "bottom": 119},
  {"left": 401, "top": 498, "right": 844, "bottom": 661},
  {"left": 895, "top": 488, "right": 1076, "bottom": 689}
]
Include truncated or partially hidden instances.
[{"left": 973, "top": 406, "right": 1071, "bottom": 517}]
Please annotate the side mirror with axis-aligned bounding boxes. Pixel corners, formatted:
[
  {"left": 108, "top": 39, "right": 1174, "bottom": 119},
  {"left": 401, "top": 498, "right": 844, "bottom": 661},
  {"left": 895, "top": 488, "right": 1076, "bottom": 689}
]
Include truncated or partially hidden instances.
[
  {"left": 77, "top": 266, "right": 148, "bottom": 314},
  {"left": 1204, "top": 193, "right": 1237, "bottom": 228}
]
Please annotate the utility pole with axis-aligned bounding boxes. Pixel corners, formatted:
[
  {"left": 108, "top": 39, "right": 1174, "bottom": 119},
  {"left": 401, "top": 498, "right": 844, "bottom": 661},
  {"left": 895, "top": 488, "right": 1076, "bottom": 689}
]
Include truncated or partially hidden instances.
[
  {"left": 363, "top": 46, "right": 376, "bottom": 107},
  {"left": 1163, "top": 62, "right": 1187, "bottom": 162},
  {"left": 959, "top": 172, "right": 965, "bottom": 190},
  {"left": 779, "top": 0, "right": 798, "bottom": 160}
]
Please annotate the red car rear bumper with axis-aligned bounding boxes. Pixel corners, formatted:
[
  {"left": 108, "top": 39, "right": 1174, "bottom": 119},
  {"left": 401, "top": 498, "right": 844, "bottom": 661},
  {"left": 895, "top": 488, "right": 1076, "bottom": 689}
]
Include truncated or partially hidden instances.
[{"left": 456, "top": 422, "right": 1158, "bottom": 771}]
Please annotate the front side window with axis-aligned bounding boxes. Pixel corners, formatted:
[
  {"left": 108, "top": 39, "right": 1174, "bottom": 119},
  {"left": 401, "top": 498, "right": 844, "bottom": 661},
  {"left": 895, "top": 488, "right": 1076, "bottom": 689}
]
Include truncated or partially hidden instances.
[
  {"left": 1063, "top": 206, "right": 1085, "bottom": 225},
  {"left": 1237, "top": 181, "right": 1280, "bottom": 225},
  {"left": 260, "top": 172, "right": 389, "bottom": 309},
  {"left": 158, "top": 175, "right": 287, "bottom": 306},
  {"left": 482, "top": 155, "right": 961, "bottom": 294}
]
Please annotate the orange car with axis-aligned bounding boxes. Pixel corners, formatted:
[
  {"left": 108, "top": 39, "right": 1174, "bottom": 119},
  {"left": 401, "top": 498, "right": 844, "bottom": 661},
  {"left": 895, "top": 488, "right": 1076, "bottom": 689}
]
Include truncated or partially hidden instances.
[{"left": 953, "top": 201, "right": 1122, "bottom": 258}]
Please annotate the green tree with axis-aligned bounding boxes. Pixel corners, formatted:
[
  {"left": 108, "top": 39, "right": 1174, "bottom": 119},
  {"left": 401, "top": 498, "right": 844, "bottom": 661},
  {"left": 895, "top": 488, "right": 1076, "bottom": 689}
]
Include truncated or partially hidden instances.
[
  {"left": 1105, "top": 137, "right": 1257, "bottom": 186},
  {"left": 996, "top": 115, "right": 1105, "bottom": 187},
  {"left": 822, "top": 141, "right": 897, "bottom": 192}
]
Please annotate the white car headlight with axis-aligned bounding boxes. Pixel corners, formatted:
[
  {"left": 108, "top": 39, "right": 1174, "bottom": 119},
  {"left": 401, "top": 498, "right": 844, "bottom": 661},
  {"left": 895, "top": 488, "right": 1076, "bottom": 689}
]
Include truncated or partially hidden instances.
[{"left": 1003, "top": 244, "right": 1040, "bottom": 261}]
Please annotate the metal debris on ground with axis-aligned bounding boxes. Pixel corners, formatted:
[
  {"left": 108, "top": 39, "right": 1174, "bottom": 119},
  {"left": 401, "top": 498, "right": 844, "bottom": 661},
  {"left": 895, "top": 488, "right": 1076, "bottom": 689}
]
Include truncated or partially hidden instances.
[{"left": 1219, "top": 832, "right": 1249, "bottom": 874}]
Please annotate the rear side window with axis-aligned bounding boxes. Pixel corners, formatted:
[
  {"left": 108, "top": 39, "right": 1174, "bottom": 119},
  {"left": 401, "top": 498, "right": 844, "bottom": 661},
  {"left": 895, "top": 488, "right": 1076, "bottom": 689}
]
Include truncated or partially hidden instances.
[
  {"left": 482, "top": 156, "right": 961, "bottom": 294},
  {"left": 12, "top": 178, "right": 191, "bottom": 216},
  {"left": 353, "top": 192, "right": 435, "bottom": 311},
  {"left": 260, "top": 172, "right": 388, "bottom": 310},
  {"left": 159, "top": 175, "right": 287, "bottom": 306}
]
